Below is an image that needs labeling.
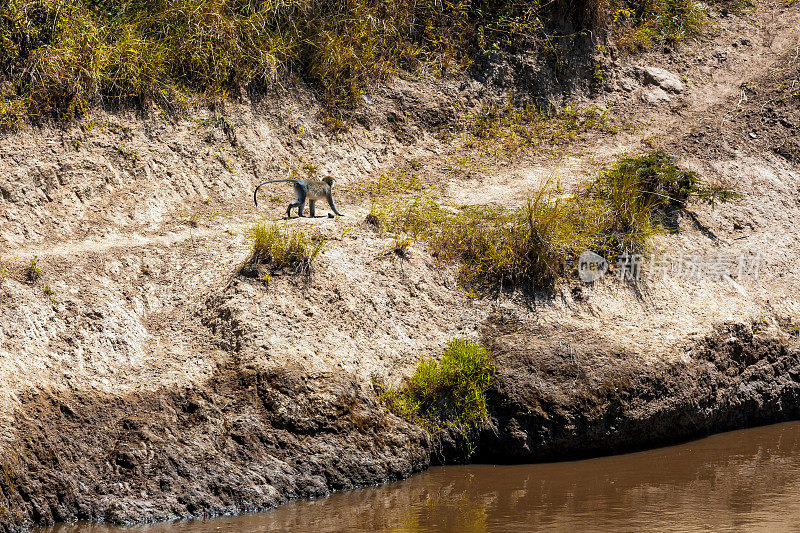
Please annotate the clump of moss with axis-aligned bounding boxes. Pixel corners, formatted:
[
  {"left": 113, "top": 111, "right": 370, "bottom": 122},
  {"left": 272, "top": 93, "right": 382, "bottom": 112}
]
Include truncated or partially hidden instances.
[
  {"left": 379, "top": 339, "right": 494, "bottom": 433},
  {"left": 244, "top": 222, "right": 326, "bottom": 274}
]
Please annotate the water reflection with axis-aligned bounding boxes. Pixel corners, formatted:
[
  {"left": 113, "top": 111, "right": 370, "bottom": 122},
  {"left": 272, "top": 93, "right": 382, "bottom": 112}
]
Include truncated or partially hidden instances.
[{"left": 46, "top": 421, "right": 800, "bottom": 533}]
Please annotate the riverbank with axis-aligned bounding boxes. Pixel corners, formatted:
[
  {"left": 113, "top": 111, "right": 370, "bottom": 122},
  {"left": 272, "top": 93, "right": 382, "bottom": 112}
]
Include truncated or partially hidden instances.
[
  {"left": 39, "top": 422, "right": 800, "bottom": 532},
  {"left": 1, "top": 1, "right": 799, "bottom": 531}
]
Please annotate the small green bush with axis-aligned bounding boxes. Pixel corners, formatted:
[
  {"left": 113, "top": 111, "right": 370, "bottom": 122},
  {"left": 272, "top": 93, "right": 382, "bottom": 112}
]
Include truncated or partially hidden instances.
[
  {"left": 245, "top": 222, "right": 326, "bottom": 273},
  {"left": 380, "top": 339, "right": 494, "bottom": 432},
  {"left": 586, "top": 150, "right": 737, "bottom": 253}
]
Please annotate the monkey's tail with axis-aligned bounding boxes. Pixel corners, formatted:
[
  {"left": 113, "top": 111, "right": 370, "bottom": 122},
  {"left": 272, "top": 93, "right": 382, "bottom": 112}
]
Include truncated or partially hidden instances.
[{"left": 253, "top": 179, "right": 302, "bottom": 207}]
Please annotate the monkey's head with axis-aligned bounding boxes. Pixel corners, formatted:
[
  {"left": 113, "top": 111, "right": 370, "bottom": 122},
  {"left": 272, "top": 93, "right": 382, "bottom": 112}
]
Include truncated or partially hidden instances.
[{"left": 322, "top": 176, "right": 335, "bottom": 186}]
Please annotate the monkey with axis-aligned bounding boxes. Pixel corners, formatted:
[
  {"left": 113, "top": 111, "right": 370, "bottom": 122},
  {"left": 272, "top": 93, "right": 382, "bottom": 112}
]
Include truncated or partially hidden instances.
[{"left": 253, "top": 176, "right": 343, "bottom": 218}]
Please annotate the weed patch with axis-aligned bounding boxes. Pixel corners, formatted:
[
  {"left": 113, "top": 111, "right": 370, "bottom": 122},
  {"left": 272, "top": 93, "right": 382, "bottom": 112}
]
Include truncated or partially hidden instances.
[
  {"left": 384, "top": 233, "right": 415, "bottom": 258},
  {"left": 463, "top": 101, "right": 616, "bottom": 162}
]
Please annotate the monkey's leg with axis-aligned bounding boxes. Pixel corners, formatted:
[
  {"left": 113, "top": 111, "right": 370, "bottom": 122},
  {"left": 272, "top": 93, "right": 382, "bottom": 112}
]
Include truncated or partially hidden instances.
[
  {"left": 286, "top": 200, "right": 302, "bottom": 218},
  {"left": 326, "top": 196, "right": 343, "bottom": 216},
  {"left": 290, "top": 186, "right": 307, "bottom": 218},
  {"left": 308, "top": 200, "right": 316, "bottom": 218}
]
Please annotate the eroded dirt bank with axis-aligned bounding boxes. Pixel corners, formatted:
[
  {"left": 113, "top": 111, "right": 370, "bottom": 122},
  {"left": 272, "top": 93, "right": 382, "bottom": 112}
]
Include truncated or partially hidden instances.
[{"left": 1, "top": 1, "right": 800, "bottom": 531}]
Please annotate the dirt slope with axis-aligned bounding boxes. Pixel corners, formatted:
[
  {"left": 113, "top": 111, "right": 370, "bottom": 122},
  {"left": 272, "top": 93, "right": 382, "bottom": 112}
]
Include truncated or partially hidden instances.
[{"left": 0, "top": 1, "right": 799, "bottom": 530}]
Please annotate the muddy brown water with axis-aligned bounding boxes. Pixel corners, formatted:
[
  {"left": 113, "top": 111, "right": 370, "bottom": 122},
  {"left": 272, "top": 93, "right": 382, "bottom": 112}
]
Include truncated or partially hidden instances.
[{"left": 42, "top": 421, "right": 800, "bottom": 533}]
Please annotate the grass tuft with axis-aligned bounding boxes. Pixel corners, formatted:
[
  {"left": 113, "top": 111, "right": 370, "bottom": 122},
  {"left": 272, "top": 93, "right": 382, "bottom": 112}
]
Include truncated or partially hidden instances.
[
  {"left": 26, "top": 256, "right": 42, "bottom": 283},
  {"left": 379, "top": 339, "right": 494, "bottom": 433},
  {"left": 245, "top": 221, "right": 326, "bottom": 274},
  {"left": 385, "top": 233, "right": 415, "bottom": 258}
]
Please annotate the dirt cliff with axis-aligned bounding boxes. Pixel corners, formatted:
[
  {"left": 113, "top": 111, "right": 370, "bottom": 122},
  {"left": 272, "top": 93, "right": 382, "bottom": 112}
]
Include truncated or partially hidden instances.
[{"left": 0, "top": 1, "right": 799, "bottom": 530}]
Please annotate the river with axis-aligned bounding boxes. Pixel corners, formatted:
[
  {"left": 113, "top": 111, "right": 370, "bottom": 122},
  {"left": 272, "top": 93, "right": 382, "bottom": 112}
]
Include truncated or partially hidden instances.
[{"left": 42, "top": 421, "right": 800, "bottom": 532}]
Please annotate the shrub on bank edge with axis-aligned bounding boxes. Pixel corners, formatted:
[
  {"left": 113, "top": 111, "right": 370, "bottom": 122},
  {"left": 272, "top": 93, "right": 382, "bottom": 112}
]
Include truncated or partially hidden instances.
[
  {"left": 379, "top": 339, "right": 494, "bottom": 433},
  {"left": 587, "top": 150, "right": 738, "bottom": 254}
]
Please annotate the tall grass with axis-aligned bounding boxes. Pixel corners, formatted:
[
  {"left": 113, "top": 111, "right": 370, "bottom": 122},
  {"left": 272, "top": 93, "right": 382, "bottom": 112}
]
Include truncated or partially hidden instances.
[
  {"left": 376, "top": 151, "right": 735, "bottom": 291},
  {"left": 0, "top": 0, "right": 708, "bottom": 126},
  {"left": 0, "top": 0, "right": 561, "bottom": 123}
]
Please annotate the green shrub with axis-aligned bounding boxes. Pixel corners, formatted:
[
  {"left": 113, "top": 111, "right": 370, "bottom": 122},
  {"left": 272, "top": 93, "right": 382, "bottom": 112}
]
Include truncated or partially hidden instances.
[
  {"left": 586, "top": 150, "right": 737, "bottom": 253},
  {"left": 380, "top": 339, "right": 494, "bottom": 432},
  {"left": 245, "top": 222, "right": 326, "bottom": 273}
]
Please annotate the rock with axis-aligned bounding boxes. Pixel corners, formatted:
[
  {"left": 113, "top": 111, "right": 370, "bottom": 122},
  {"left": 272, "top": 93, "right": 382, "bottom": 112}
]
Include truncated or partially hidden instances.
[
  {"left": 644, "top": 87, "right": 672, "bottom": 104},
  {"left": 636, "top": 66, "right": 686, "bottom": 93}
]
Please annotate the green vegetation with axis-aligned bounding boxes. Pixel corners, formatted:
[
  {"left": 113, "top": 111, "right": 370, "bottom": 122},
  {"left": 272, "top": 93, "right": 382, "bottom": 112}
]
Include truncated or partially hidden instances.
[
  {"left": 373, "top": 150, "right": 735, "bottom": 290},
  {"left": 0, "top": 0, "right": 711, "bottom": 127},
  {"left": 245, "top": 221, "right": 326, "bottom": 273},
  {"left": 463, "top": 101, "right": 616, "bottom": 160},
  {"left": 26, "top": 255, "right": 41, "bottom": 282},
  {"left": 347, "top": 167, "right": 426, "bottom": 201},
  {"left": 379, "top": 339, "right": 494, "bottom": 433},
  {"left": 586, "top": 150, "right": 737, "bottom": 253},
  {"left": 615, "top": 0, "right": 709, "bottom": 48},
  {"left": 375, "top": 192, "right": 580, "bottom": 289},
  {"left": 384, "top": 233, "right": 415, "bottom": 258},
  {"left": 115, "top": 145, "right": 140, "bottom": 164},
  {"left": 0, "top": 0, "right": 553, "bottom": 124}
]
